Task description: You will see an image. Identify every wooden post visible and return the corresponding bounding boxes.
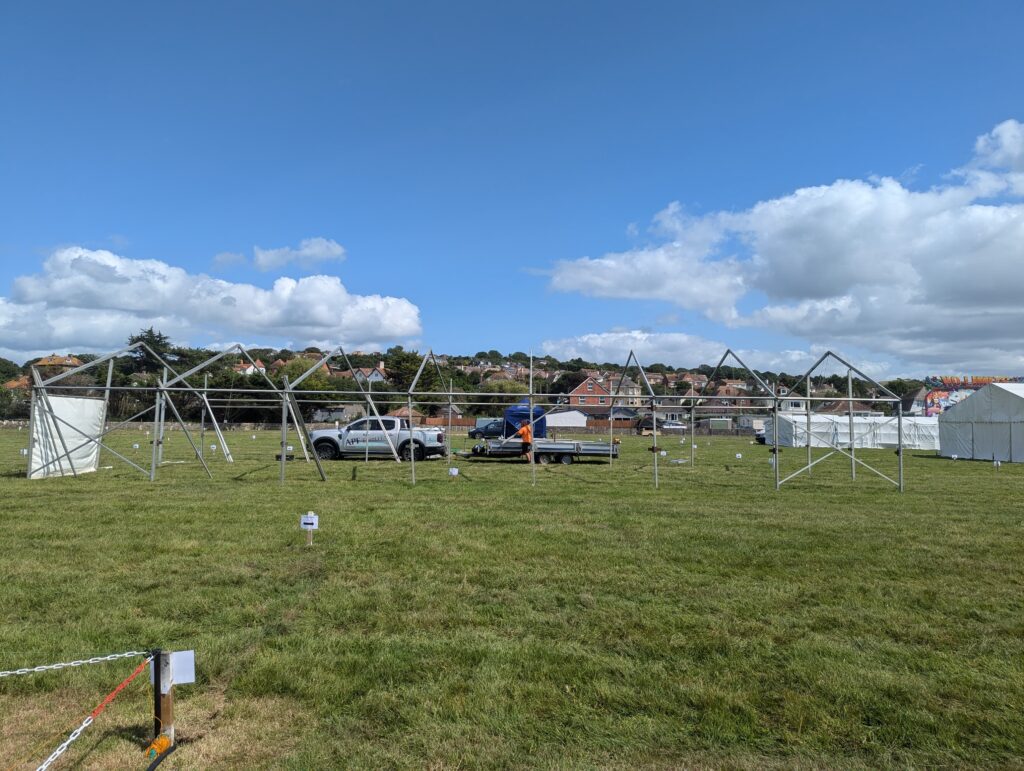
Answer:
[152,649,174,742]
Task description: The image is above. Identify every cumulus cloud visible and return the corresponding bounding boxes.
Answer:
[253,237,346,271]
[548,120,1024,372]
[0,246,420,358]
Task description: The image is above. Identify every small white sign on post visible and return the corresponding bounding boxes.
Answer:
[286,445,294,452]
[735,453,743,459]
[252,434,257,440]
[149,649,196,692]
[448,467,459,477]
[132,443,140,450]
[300,511,319,546]
[659,450,667,457]
[210,444,217,452]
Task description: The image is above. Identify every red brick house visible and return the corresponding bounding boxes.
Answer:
[568,376,611,406]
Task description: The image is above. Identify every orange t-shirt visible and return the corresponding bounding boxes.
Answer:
[516,424,533,443]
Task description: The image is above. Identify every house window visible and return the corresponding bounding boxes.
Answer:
[599,396,606,404]
[586,381,594,391]
[578,396,585,404]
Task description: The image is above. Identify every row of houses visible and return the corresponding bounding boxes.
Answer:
[231,356,389,385]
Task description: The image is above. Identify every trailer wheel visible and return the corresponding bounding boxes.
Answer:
[536,453,552,465]
[558,454,574,465]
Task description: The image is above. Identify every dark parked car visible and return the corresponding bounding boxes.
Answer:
[468,420,505,439]
[635,417,687,435]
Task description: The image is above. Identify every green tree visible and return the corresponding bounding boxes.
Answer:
[384,346,440,393]
[0,356,19,382]
[126,327,172,372]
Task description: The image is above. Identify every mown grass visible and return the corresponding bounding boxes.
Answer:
[0,426,1022,769]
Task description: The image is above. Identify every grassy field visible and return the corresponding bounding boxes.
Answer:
[0,425,1022,769]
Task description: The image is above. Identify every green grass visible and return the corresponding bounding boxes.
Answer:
[0,426,1022,769]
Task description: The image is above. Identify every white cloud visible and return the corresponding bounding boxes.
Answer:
[0,246,420,359]
[548,120,1024,372]
[253,237,346,271]
[541,329,887,378]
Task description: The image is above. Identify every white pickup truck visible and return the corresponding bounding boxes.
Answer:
[310,416,447,461]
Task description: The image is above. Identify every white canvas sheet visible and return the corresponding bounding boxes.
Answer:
[30,395,107,479]
[766,415,939,450]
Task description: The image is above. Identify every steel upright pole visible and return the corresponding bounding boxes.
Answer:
[608,392,614,466]
[848,369,856,480]
[897,401,904,492]
[93,359,115,465]
[157,368,168,466]
[652,397,659,490]
[690,398,695,467]
[199,373,207,460]
[529,352,536,487]
[805,375,812,476]
[773,393,780,490]
[150,379,162,482]
[408,393,416,485]
[447,378,453,468]
[280,376,289,485]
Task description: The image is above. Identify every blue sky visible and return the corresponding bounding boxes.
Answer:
[2,2,1023,376]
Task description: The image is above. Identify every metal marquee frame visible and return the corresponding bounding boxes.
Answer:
[26,344,905,492]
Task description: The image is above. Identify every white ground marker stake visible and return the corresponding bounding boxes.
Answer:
[300,511,319,547]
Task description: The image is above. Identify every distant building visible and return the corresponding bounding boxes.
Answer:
[232,358,266,376]
[568,376,611,407]
[901,386,929,416]
[3,375,30,391]
[33,354,83,371]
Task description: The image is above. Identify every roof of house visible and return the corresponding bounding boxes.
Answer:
[387,406,424,418]
[34,354,83,368]
[714,386,746,398]
[569,376,610,396]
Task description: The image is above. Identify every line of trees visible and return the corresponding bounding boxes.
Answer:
[0,330,929,421]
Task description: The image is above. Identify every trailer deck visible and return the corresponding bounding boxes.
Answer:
[470,437,619,464]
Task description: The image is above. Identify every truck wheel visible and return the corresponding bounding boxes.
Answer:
[558,454,574,465]
[315,441,339,461]
[537,453,552,465]
[400,442,425,461]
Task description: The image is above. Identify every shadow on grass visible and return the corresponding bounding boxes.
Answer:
[66,723,150,770]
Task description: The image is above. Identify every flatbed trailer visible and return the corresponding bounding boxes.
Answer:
[470,437,618,464]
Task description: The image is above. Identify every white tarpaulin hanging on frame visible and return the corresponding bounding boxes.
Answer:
[767,414,939,450]
[30,395,107,479]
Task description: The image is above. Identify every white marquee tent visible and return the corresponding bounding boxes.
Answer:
[767,414,940,450]
[938,383,1024,461]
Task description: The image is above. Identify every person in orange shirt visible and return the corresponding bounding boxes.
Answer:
[515,420,533,463]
